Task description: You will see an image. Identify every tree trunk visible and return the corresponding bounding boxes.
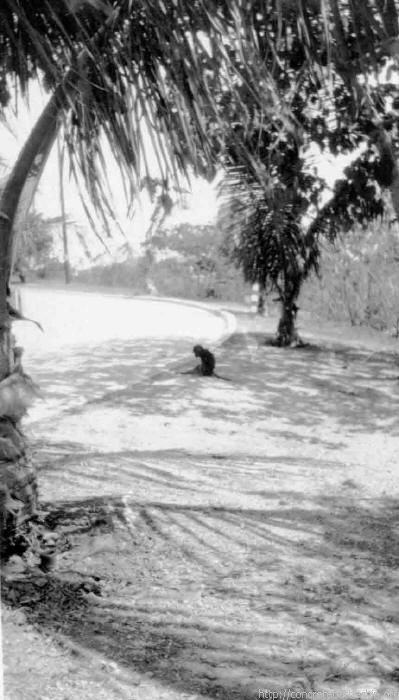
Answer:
[0,86,67,561]
[257,285,266,315]
[275,300,299,346]
[389,160,399,224]
[374,128,399,224]
[57,135,72,284]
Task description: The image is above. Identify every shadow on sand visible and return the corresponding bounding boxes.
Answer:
[3,486,399,697]
[4,330,399,697]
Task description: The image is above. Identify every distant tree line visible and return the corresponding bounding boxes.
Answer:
[76,222,248,302]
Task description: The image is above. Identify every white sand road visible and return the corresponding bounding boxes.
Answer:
[3,285,399,700]
[13,285,235,351]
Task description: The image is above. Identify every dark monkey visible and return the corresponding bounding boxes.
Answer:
[181,345,231,380]
[193,344,215,376]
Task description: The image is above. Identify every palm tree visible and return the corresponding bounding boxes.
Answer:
[219,164,320,346]
[221,145,386,346]
[0,0,398,555]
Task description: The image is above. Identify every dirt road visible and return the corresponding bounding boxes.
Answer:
[3,292,399,699]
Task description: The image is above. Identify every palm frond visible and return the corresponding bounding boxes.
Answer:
[0,0,397,230]
[218,162,319,295]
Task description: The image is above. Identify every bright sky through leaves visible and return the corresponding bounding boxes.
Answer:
[0,82,219,266]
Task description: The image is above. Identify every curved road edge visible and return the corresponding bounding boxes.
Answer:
[133,293,238,346]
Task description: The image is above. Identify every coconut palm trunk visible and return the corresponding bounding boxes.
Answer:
[274,275,301,347]
[0,86,67,560]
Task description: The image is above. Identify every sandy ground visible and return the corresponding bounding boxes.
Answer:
[2,296,399,699]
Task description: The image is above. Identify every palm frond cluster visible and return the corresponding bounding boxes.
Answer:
[219,136,389,302]
[219,165,320,301]
[1,0,398,208]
